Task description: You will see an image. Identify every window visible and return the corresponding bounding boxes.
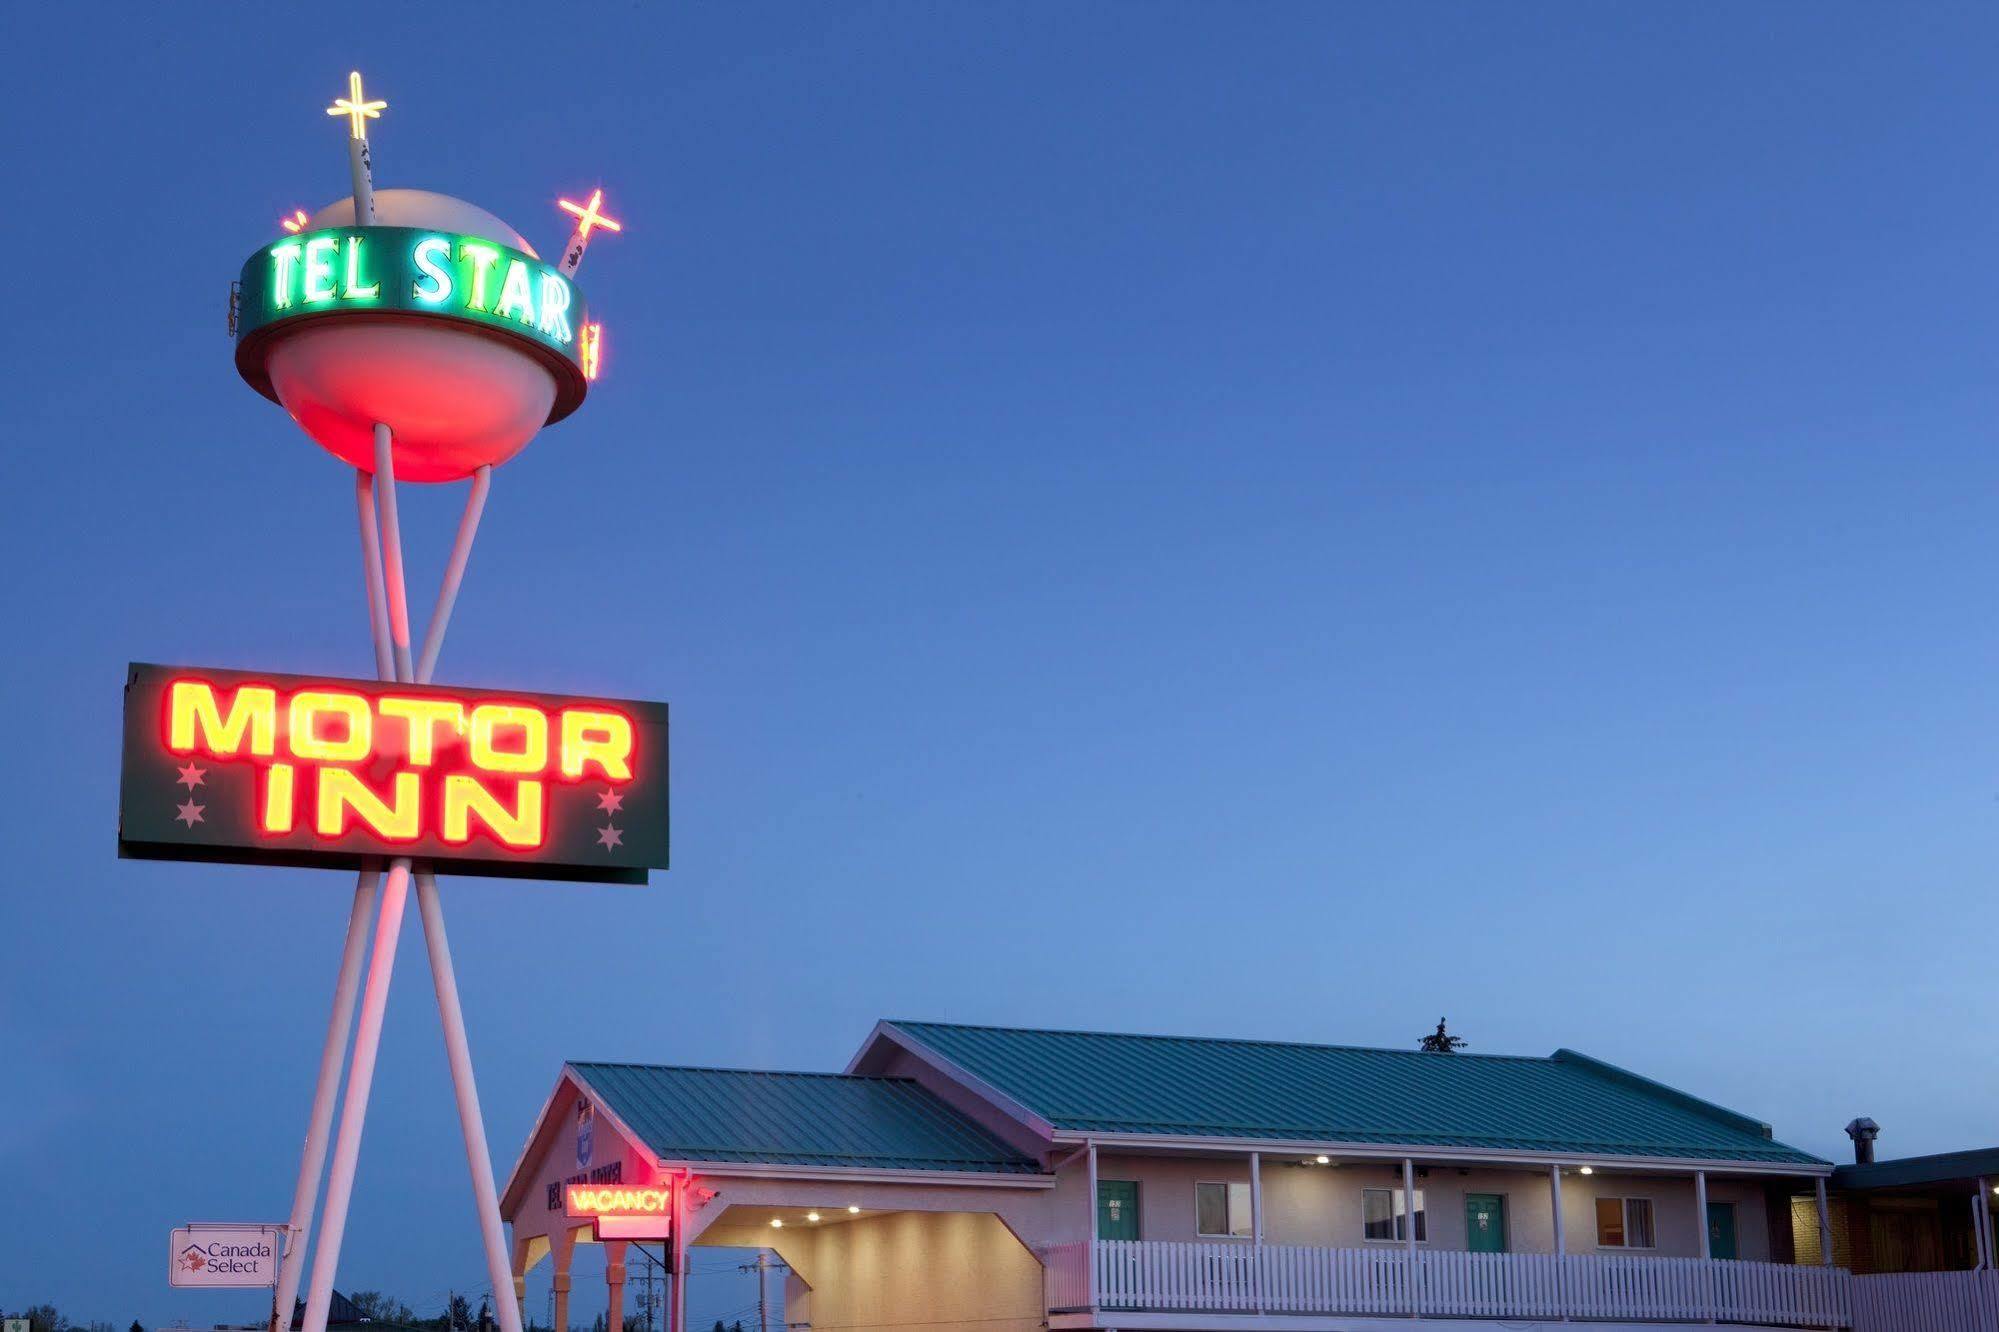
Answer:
[1361,1187,1426,1242]
[1195,1181,1252,1238]
[1594,1197,1655,1249]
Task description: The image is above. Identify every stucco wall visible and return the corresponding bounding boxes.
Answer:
[706,1210,1043,1332]
[1092,1154,1773,1260]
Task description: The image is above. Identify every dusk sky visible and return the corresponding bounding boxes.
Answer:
[4,2,1998,1328]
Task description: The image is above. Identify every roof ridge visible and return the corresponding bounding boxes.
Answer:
[571,1060,916,1082]
[888,1019,1556,1064]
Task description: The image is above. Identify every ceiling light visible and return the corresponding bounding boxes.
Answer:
[806,1212,821,1222]
[769,1218,783,1228]
[1316,1155,1331,1165]
[1579,1166,1594,1176]
[848,1205,861,1214]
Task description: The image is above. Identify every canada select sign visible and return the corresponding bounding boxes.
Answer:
[118,664,668,883]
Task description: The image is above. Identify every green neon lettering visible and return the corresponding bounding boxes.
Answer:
[495,259,535,325]
[537,273,573,343]
[460,243,500,311]
[270,243,303,310]
[341,238,380,299]
[411,236,453,304]
[303,237,338,303]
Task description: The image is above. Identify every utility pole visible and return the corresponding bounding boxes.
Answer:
[737,1252,788,1332]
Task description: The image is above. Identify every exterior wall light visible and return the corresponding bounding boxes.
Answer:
[770,1218,783,1228]
[1316,1155,1331,1165]
[848,1205,862,1214]
[806,1212,821,1222]
[1578,1166,1594,1175]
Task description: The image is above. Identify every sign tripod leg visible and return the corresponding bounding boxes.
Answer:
[269,462,409,1332]
[298,428,520,1332]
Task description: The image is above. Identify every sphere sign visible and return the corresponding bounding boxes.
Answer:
[234,226,592,423]
[117,663,669,884]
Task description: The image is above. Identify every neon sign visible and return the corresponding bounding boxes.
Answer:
[233,227,591,419]
[118,664,668,884]
[566,1181,674,1239]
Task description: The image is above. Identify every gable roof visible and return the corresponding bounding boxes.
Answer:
[569,1061,1044,1174]
[878,1020,1826,1168]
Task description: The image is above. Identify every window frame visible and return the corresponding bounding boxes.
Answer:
[1194,1180,1253,1239]
[1593,1195,1657,1250]
[1359,1185,1428,1244]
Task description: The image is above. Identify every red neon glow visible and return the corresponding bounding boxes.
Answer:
[566,1183,673,1218]
[281,210,312,234]
[162,678,640,855]
[581,322,604,382]
[558,189,623,240]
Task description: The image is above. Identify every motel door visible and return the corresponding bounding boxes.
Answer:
[1706,1201,1738,1260]
[1098,1181,1140,1241]
[1465,1194,1507,1253]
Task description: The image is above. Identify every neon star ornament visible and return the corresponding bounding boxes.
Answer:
[556,189,623,277]
[281,210,311,234]
[327,71,386,140]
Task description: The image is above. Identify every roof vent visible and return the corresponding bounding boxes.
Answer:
[1844,1116,1880,1164]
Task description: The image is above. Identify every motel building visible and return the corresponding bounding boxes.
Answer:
[500,1021,1996,1332]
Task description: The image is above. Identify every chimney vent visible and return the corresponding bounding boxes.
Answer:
[1844,1117,1880,1164]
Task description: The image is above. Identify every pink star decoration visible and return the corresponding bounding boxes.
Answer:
[596,824,623,850]
[175,800,206,827]
[596,789,624,814]
[176,762,206,788]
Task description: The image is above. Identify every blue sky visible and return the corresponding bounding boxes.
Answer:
[4,2,1998,1327]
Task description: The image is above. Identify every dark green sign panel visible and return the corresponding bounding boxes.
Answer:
[118,663,668,885]
[236,226,589,374]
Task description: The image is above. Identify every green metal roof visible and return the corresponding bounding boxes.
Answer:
[885,1021,1827,1167]
[1832,1146,1999,1192]
[569,1061,1044,1174]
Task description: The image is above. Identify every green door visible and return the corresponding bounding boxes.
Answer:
[1707,1201,1738,1260]
[1098,1180,1140,1241]
[1465,1194,1507,1253]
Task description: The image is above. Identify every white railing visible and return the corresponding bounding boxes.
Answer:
[1852,1270,1999,1332]
[1039,1241,1092,1311]
[1080,1239,1852,1326]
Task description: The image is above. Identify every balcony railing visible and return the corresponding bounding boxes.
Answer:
[1041,1239,1856,1327]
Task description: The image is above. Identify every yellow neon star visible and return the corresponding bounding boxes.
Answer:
[559,189,623,239]
[327,71,386,140]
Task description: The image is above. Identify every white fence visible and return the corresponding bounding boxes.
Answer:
[1074,1239,1853,1325]
[1852,1270,1999,1332]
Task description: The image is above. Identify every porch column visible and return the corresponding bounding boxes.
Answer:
[1694,1170,1713,1323]
[1086,1140,1100,1312]
[1813,1177,1834,1267]
[604,1240,628,1332]
[550,1227,576,1332]
[1402,1157,1419,1318]
[1549,1166,1569,1321]
[1973,1177,1991,1270]
[1249,1151,1264,1313]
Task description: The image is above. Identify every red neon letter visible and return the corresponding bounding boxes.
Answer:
[290,690,372,762]
[380,696,466,766]
[317,768,421,841]
[169,681,276,757]
[559,709,633,781]
[469,704,549,774]
[262,763,296,833]
[441,774,544,848]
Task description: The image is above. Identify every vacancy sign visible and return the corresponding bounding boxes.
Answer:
[119,664,670,884]
[566,1181,674,1239]
[170,1226,284,1288]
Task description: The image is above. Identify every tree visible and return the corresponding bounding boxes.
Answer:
[130,1321,145,1332]
[1418,1018,1466,1053]
[448,1295,473,1332]
[711,1322,727,1332]
[26,1305,67,1332]
[349,1292,419,1325]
